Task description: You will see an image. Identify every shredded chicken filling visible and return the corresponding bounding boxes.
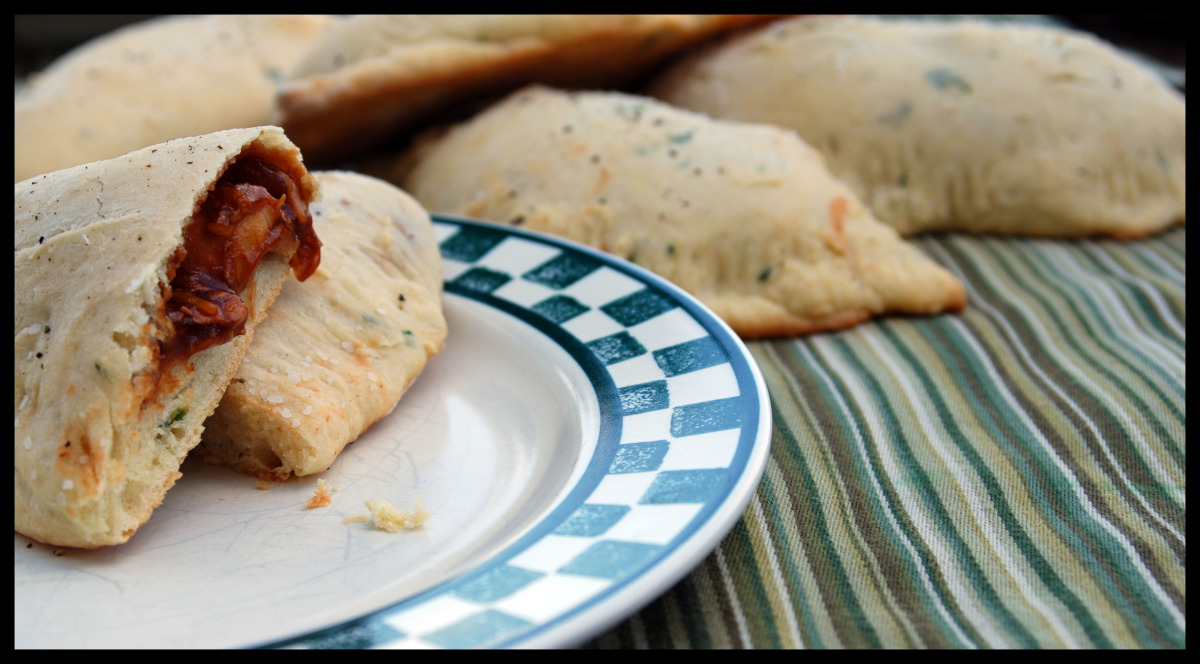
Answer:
[163,145,320,361]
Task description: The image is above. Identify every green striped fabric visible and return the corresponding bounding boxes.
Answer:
[586,228,1186,648]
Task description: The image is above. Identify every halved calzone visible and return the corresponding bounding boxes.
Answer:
[194,171,447,481]
[394,86,966,339]
[14,126,321,547]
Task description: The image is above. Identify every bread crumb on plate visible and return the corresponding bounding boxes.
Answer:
[305,478,333,508]
[358,495,429,532]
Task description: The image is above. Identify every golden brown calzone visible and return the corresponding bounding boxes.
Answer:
[395,86,966,339]
[194,171,447,481]
[275,14,785,165]
[15,14,339,182]
[650,16,1186,238]
[14,126,321,547]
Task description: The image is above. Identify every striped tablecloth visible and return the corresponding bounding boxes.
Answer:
[586,227,1186,648]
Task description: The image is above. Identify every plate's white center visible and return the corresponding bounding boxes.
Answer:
[14,294,599,649]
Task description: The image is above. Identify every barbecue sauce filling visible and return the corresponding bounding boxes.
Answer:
[162,144,321,363]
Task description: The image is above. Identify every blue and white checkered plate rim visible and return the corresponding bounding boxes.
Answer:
[13,215,771,650]
[272,216,772,649]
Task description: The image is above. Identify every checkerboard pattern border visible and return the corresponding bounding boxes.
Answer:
[272,217,767,649]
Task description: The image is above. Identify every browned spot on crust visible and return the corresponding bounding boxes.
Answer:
[562,141,588,158]
[826,195,850,254]
[55,423,102,497]
[592,167,611,196]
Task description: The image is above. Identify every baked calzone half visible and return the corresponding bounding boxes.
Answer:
[194,171,447,481]
[14,126,321,547]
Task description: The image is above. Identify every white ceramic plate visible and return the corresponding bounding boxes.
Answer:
[14,216,772,649]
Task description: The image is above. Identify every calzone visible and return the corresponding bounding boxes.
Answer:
[14,126,321,548]
[194,171,447,481]
[14,14,338,182]
[649,16,1186,238]
[395,86,966,339]
[274,14,784,165]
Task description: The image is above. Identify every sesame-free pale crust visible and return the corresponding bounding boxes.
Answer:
[395,86,966,339]
[649,16,1186,238]
[274,14,783,165]
[14,14,338,182]
[194,171,447,481]
[14,126,317,548]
